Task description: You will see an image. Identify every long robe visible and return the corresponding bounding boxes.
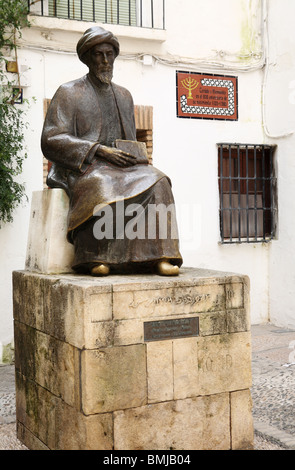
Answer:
[41,74,182,271]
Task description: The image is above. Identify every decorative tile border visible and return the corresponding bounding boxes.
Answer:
[176,71,238,121]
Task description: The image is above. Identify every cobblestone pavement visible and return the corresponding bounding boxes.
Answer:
[251,323,295,450]
[0,364,27,450]
[1,323,295,450]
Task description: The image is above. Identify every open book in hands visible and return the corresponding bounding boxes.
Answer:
[115,140,149,165]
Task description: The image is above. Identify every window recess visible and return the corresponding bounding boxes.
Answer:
[218,143,277,244]
[28,0,165,29]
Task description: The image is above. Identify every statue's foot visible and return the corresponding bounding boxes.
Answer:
[91,264,110,276]
[157,260,179,276]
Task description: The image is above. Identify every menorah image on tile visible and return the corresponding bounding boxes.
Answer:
[181,77,199,100]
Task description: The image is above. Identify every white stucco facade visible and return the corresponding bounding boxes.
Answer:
[1,0,295,360]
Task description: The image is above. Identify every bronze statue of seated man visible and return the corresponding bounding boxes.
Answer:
[41,26,182,276]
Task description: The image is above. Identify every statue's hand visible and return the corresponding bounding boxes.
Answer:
[96,145,137,167]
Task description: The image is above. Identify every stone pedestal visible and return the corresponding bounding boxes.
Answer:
[13,268,253,450]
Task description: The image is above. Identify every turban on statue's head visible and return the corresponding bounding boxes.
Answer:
[76,26,120,64]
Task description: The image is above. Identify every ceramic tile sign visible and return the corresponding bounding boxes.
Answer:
[176,71,238,120]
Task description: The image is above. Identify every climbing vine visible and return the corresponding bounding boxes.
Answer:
[0,0,30,226]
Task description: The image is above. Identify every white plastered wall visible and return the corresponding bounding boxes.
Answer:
[2,0,286,358]
[265,0,295,329]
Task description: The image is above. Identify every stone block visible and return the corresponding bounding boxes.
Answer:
[14,321,80,408]
[13,271,113,350]
[199,311,227,336]
[81,344,147,414]
[225,282,244,309]
[55,399,113,450]
[231,389,254,450]
[113,394,230,450]
[17,422,50,450]
[15,372,113,450]
[15,371,56,449]
[197,332,252,396]
[173,337,199,400]
[146,341,173,403]
[227,308,251,333]
[172,332,251,401]
[13,271,45,331]
[25,189,74,274]
[112,282,226,320]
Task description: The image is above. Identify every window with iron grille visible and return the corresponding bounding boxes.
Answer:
[28,0,165,29]
[218,143,277,244]
[48,0,136,25]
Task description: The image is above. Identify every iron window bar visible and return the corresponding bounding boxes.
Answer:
[218,143,277,244]
[27,0,166,30]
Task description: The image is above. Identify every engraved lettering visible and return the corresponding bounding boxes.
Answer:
[199,353,233,373]
[226,354,233,368]
[129,293,211,308]
[226,289,235,300]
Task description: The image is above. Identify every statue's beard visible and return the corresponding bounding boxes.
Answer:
[93,67,113,85]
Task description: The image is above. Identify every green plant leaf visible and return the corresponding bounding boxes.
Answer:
[0,0,30,226]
